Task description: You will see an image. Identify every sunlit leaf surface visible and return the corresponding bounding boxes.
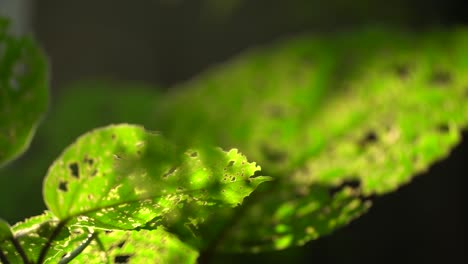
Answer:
[154,28,468,251]
[0,212,77,263]
[71,228,198,264]
[43,124,269,246]
[0,18,48,167]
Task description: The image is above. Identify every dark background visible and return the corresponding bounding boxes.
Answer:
[3,0,468,263]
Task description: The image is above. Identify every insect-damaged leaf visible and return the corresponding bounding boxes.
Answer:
[0,211,74,263]
[70,228,198,264]
[154,28,468,252]
[43,124,269,241]
[0,18,48,167]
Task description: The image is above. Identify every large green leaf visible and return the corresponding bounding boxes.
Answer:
[0,212,198,264]
[153,28,468,252]
[43,124,269,246]
[0,17,48,167]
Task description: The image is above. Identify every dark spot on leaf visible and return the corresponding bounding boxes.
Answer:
[328,179,361,197]
[430,70,452,86]
[114,255,131,263]
[112,134,116,140]
[190,151,198,157]
[83,155,94,165]
[136,150,141,155]
[394,64,410,79]
[116,240,126,249]
[69,163,79,178]
[59,181,68,192]
[90,169,98,177]
[227,160,235,167]
[359,131,378,147]
[164,167,176,178]
[437,124,450,133]
[261,144,287,162]
[105,230,113,234]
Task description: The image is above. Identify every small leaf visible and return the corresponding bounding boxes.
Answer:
[0,17,49,167]
[43,124,269,240]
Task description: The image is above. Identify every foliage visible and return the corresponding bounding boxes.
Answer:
[1,16,467,264]
[0,18,48,168]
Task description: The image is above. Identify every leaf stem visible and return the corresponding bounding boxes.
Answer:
[37,220,68,264]
[10,236,30,264]
[0,247,11,264]
[58,231,97,264]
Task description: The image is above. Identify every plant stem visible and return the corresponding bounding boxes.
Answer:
[37,220,68,264]
[10,236,29,264]
[0,247,11,264]
[58,231,97,264]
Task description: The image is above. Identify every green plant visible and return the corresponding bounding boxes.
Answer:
[1,16,467,263]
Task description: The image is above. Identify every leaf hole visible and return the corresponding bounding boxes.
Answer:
[116,240,126,249]
[114,255,132,263]
[83,155,94,166]
[359,131,378,147]
[436,124,450,133]
[59,181,68,192]
[69,163,80,178]
[227,160,235,167]
[163,167,177,178]
[90,169,98,177]
[190,151,198,157]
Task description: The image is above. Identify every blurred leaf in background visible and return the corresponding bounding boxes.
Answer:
[0,17,48,168]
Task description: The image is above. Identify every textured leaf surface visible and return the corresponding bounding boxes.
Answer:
[43,124,269,244]
[71,228,198,264]
[0,211,76,263]
[154,28,468,251]
[0,18,48,167]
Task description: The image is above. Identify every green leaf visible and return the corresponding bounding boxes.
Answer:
[0,17,49,167]
[0,218,12,242]
[0,80,159,224]
[43,124,269,244]
[0,211,74,263]
[70,228,198,264]
[153,28,468,251]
